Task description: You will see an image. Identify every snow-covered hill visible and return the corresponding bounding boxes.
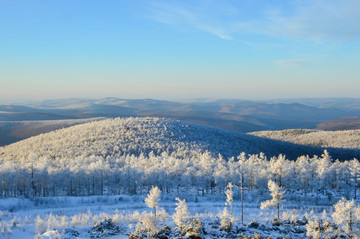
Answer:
[0,117,105,146]
[0,117,359,201]
[0,117,359,161]
[249,129,360,149]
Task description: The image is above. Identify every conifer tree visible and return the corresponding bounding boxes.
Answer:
[173,197,190,238]
[261,180,285,222]
[145,186,161,219]
[332,197,360,239]
[219,182,236,232]
[349,158,360,199]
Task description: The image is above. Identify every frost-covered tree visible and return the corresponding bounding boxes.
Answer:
[225,183,234,216]
[237,152,247,225]
[349,158,360,199]
[261,180,285,222]
[331,197,360,239]
[173,197,190,238]
[145,186,161,219]
[35,215,46,235]
[305,210,333,239]
[295,155,314,194]
[198,152,216,194]
[218,182,236,232]
[214,154,228,192]
[316,150,333,194]
[218,207,232,232]
[269,154,290,186]
[134,212,159,238]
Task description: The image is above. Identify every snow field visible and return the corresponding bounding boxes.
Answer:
[0,190,358,239]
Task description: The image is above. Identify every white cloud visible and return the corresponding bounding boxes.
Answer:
[146,1,233,40]
[145,0,360,42]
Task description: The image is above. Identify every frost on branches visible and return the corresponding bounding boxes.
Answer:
[133,187,168,238]
[173,197,190,238]
[331,197,360,239]
[133,212,159,238]
[218,182,237,232]
[145,186,161,219]
[305,210,333,239]
[261,180,285,222]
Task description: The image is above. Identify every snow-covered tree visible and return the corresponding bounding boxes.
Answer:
[225,182,234,217]
[332,197,360,239]
[305,210,333,239]
[218,207,232,232]
[134,212,159,238]
[261,180,285,222]
[145,186,161,219]
[218,182,237,232]
[349,158,360,199]
[214,154,228,192]
[295,155,314,193]
[269,154,290,186]
[237,152,247,225]
[316,150,333,193]
[173,197,190,238]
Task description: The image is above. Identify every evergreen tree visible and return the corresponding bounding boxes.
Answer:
[145,186,161,219]
[332,197,360,239]
[173,197,190,238]
[261,180,285,222]
[349,158,360,199]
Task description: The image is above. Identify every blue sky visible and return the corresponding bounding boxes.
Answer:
[0,0,359,101]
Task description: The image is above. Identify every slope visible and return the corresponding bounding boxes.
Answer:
[0,117,359,161]
[250,129,360,149]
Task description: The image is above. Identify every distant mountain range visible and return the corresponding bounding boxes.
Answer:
[317,117,360,131]
[0,97,359,146]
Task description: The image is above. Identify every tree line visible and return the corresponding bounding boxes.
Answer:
[0,150,359,200]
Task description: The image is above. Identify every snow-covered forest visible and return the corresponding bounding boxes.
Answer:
[1,117,359,162]
[0,117,359,199]
[0,143,359,201]
[250,129,360,149]
[0,117,360,238]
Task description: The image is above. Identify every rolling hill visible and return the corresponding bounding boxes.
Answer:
[1,97,360,147]
[317,117,360,131]
[1,117,359,162]
[249,129,360,149]
[0,118,106,146]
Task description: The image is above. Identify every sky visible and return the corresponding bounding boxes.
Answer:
[0,0,360,101]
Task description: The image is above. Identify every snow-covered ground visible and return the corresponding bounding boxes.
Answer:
[0,192,348,239]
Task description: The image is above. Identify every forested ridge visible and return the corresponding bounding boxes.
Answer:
[1,117,359,161]
[250,129,360,149]
[0,117,359,199]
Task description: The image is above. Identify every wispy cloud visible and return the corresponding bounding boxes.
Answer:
[145,0,360,42]
[273,59,307,67]
[260,0,360,42]
[146,1,234,40]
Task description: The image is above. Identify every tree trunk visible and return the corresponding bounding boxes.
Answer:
[241,173,244,226]
[349,210,352,239]
[101,170,104,195]
[31,166,36,198]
